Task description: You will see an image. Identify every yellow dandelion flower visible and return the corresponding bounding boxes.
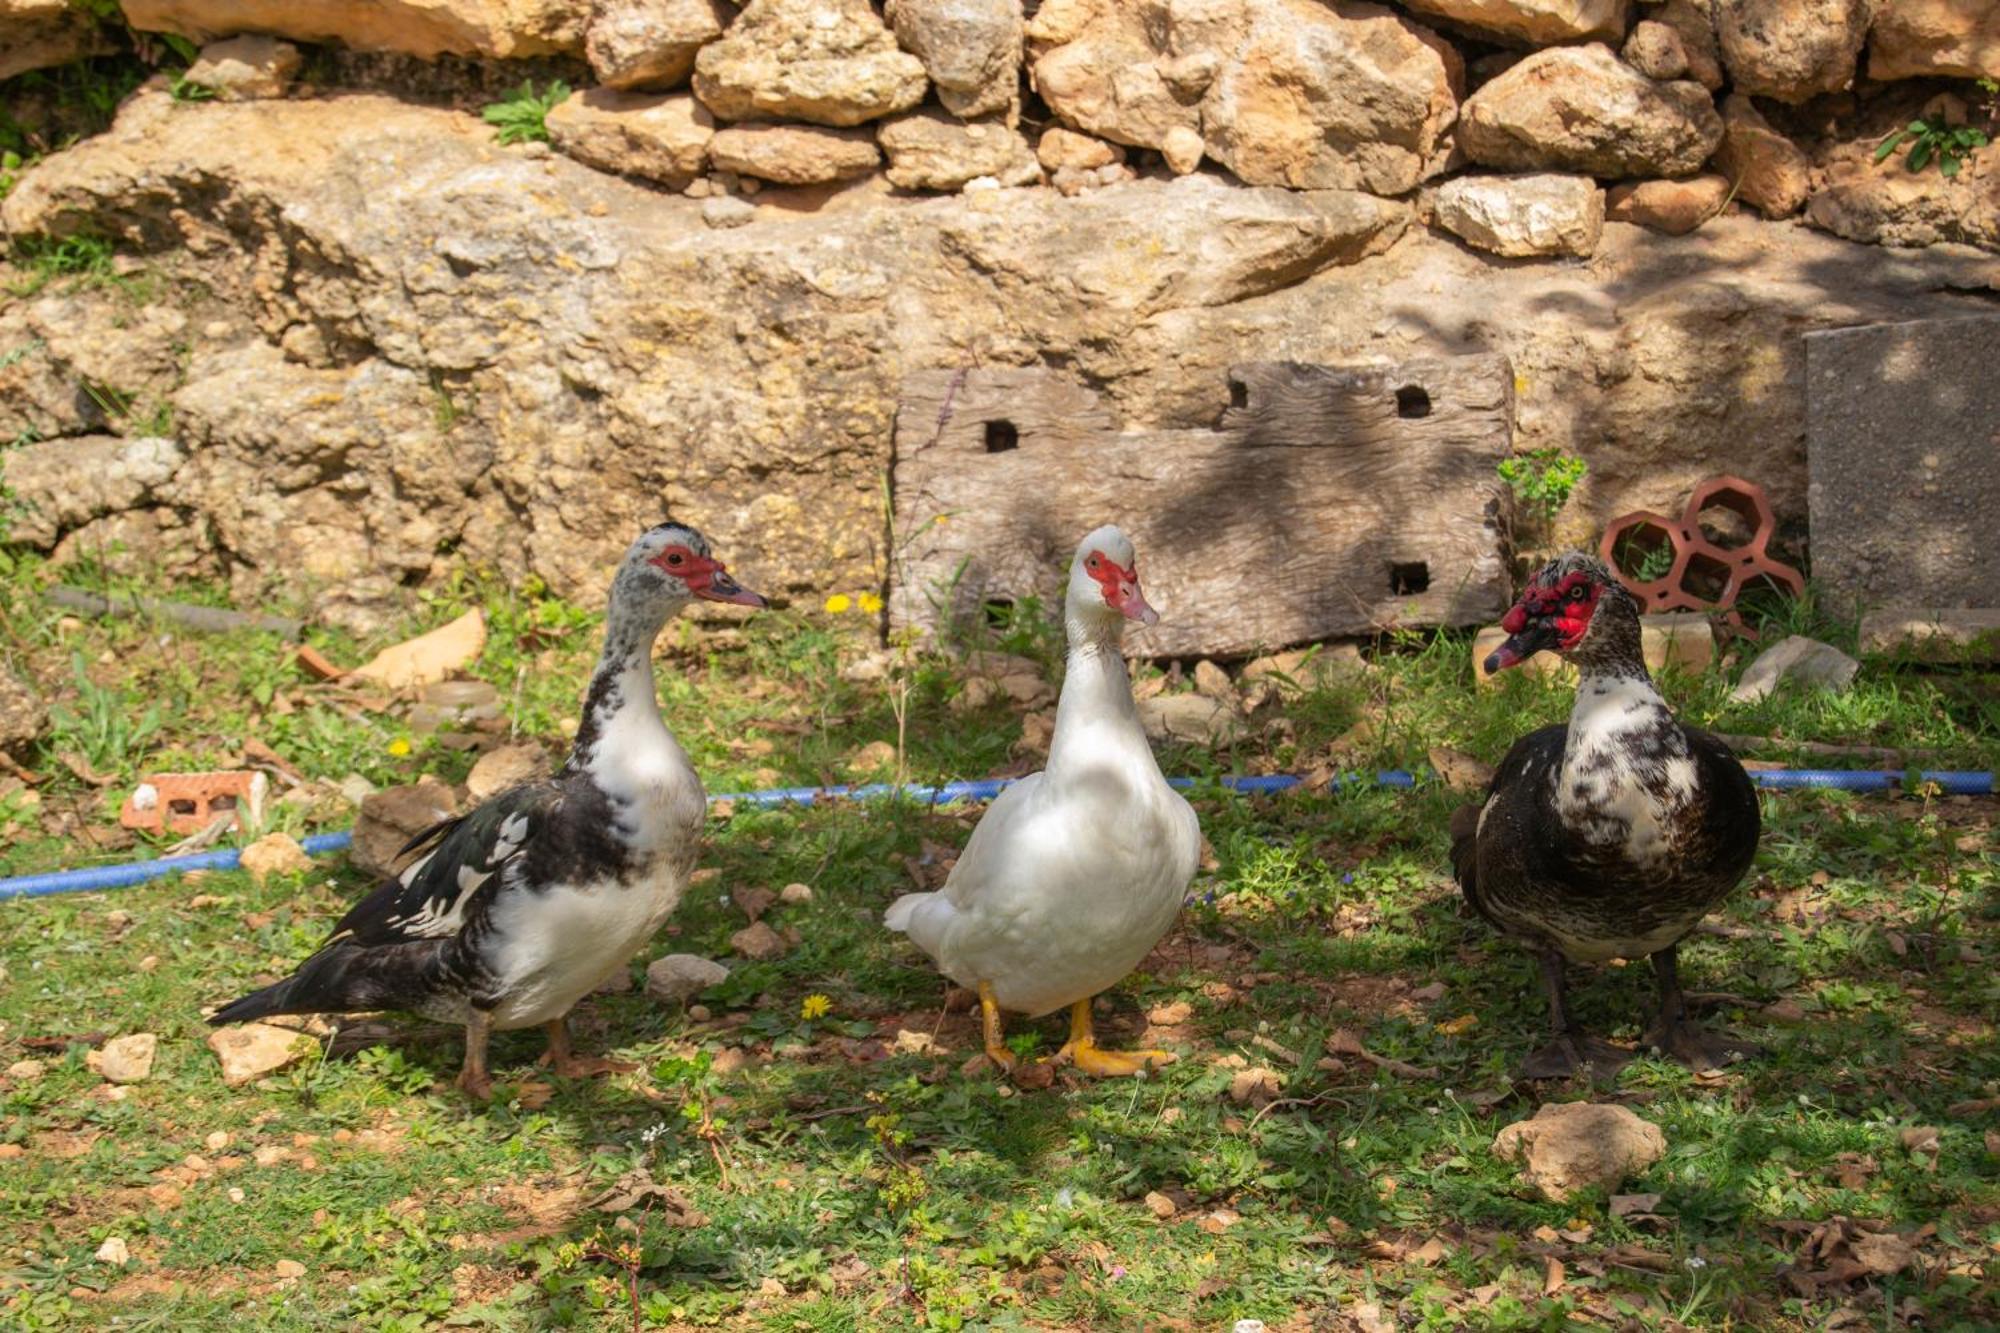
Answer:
[386,737,412,757]
[824,594,853,614]
[857,592,884,615]
[800,993,832,1021]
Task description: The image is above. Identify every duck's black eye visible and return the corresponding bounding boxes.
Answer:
[666,552,686,567]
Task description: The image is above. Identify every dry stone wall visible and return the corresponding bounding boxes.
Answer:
[2,2,1998,632]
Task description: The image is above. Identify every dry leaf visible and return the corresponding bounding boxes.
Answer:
[1427,746,1495,793]
[732,885,776,923]
[1611,1193,1662,1217]
[58,752,115,787]
[588,1169,704,1225]
[513,1080,554,1110]
[1409,1236,1448,1266]
[349,610,486,691]
[1542,1255,1565,1295]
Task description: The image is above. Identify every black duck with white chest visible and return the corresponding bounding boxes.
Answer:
[1450,553,1761,1079]
[209,523,766,1098]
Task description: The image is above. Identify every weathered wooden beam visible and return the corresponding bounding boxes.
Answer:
[890,356,1514,657]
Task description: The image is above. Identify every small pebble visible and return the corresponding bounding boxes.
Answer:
[688,1004,712,1022]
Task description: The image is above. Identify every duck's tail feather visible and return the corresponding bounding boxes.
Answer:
[884,891,959,962]
[208,939,447,1025]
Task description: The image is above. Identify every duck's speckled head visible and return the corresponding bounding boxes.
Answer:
[1067,524,1158,627]
[1487,552,1638,674]
[614,522,767,616]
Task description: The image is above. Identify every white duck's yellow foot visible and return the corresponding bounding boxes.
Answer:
[1050,999,1174,1077]
[978,980,1017,1072]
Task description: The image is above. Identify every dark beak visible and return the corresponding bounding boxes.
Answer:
[1484,622,1559,674]
[695,569,768,608]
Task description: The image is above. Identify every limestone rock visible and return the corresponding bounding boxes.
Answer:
[0,435,184,548]
[1458,43,1723,179]
[1804,135,2000,252]
[90,1034,158,1085]
[1028,2,1199,151]
[1728,634,1860,703]
[51,508,216,582]
[1605,173,1729,234]
[238,832,313,883]
[730,920,790,960]
[585,0,731,90]
[352,777,461,880]
[466,742,546,800]
[1139,692,1246,744]
[701,194,757,227]
[0,0,113,82]
[121,0,586,59]
[0,672,48,757]
[546,89,715,187]
[692,0,929,127]
[1869,0,2000,81]
[1711,93,1808,218]
[1161,125,1204,175]
[183,35,301,100]
[1623,19,1690,80]
[1714,0,1870,103]
[886,0,1023,121]
[1640,612,1716,673]
[1200,0,1461,196]
[1492,1102,1667,1202]
[1399,0,1629,45]
[1036,126,1122,171]
[645,953,729,1002]
[878,110,1039,190]
[708,122,880,185]
[1434,172,1605,257]
[208,1022,314,1086]
[95,1237,131,1266]
[1653,0,1726,90]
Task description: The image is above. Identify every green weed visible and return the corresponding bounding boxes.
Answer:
[1876,118,1989,177]
[481,79,570,147]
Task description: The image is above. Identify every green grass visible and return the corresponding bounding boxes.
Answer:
[1,562,1996,1329]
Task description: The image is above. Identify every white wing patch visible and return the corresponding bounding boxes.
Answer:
[383,814,532,940]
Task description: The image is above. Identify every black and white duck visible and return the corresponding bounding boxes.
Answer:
[1450,552,1761,1078]
[210,523,766,1098]
[885,525,1201,1077]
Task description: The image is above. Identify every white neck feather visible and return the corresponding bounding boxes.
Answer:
[1046,602,1153,779]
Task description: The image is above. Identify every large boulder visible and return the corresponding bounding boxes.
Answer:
[545,89,715,188]
[877,110,1040,191]
[0,0,113,82]
[1398,0,1629,45]
[1648,0,1726,90]
[1031,0,1458,196]
[1869,0,2000,81]
[1712,0,1871,104]
[121,0,586,59]
[708,123,881,185]
[1711,93,1809,219]
[886,0,1024,121]
[692,0,929,126]
[585,0,733,90]
[0,436,185,548]
[1200,0,1461,195]
[1458,43,1722,179]
[1434,172,1605,257]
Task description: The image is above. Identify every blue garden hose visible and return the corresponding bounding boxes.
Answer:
[1,769,1990,902]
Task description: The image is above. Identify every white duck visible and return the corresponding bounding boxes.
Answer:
[210,523,766,1098]
[886,525,1201,1077]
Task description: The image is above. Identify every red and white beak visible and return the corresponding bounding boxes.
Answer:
[690,564,767,608]
[1114,575,1159,625]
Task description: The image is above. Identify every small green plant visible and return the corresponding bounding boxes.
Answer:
[1497,446,1587,530]
[0,150,24,201]
[481,79,569,146]
[1876,118,1989,177]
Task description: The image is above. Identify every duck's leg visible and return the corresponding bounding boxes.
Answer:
[538,1015,639,1079]
[978,980,1016,1072]
[1642,944,1759,1071]
[456,1007,496,1100]
[1520,946,1630,1080]
[1051,997,1174,1077]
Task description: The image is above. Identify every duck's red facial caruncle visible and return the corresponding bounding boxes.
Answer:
[1488,570,1602,672]
[650,544,768,607]
[1083,549,1158,625]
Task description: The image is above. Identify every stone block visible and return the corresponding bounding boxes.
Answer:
[1807,316,2000,613]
